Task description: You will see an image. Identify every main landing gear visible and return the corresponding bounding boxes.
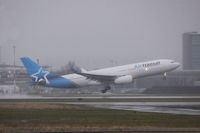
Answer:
[101,85,111,93]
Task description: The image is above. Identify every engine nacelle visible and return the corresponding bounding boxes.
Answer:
[114,75,133,84]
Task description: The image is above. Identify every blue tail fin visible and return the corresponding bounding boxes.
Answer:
[20,57,52,84]
[20,57,43,76]
[20,57,76,88]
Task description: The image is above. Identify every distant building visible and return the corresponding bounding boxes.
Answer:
[0,64,51,84]
[183,32,200,70]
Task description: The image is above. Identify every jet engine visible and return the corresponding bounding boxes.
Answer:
[114,75,133,84]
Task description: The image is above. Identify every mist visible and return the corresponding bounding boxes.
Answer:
[1,0,200,69]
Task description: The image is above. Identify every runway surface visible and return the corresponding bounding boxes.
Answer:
[91,102,200,115]
[0,94,199,115]
[0,94,199,99]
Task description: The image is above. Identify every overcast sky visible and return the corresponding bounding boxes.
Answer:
[0,0,200,69]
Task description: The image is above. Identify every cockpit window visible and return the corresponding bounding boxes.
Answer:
[170,61,175,63]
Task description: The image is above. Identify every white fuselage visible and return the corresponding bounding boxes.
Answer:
[62,59,180,87]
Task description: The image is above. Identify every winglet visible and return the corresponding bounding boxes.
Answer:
[71,65,87,74]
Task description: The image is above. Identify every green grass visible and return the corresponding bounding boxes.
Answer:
[0,103,200,132]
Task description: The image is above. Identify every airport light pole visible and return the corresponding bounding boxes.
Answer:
[0,45,1,64]
[13,45,16,90]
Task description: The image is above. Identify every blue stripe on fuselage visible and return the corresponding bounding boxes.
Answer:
[47,77,77,88]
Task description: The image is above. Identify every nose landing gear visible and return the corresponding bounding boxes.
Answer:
[163,72,167,80]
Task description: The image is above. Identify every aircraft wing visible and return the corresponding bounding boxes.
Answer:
[76,72,117,83]
[71,66,118,83]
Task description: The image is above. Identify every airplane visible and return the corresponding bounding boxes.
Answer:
[20,57,180,93]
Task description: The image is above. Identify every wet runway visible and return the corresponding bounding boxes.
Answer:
[91,102,200,115]
[0,94,199,99]
[0,94,200,115]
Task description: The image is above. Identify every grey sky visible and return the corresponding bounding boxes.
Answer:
[0,0,200,69]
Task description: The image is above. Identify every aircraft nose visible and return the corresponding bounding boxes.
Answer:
[174,62,180,68]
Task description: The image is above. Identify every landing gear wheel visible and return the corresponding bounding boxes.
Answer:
[101,85,111,93]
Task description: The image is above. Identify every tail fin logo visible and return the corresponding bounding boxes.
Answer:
[31,67,50,84]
